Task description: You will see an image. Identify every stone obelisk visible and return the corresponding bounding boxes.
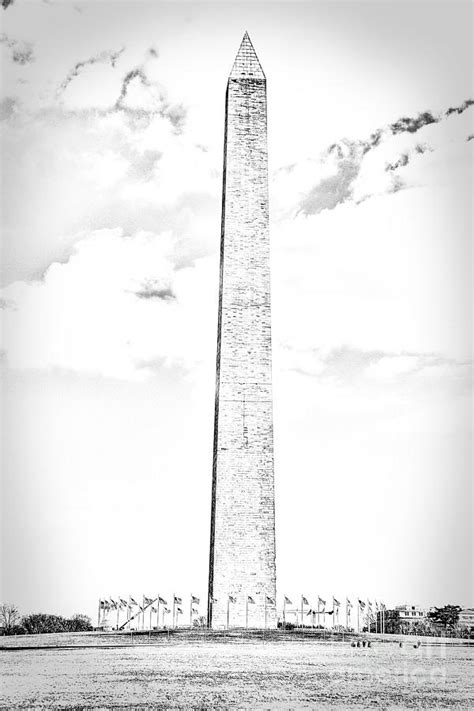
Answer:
[208,33,276,629]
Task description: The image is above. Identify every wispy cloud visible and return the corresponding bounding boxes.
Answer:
[54,46,187,130]
[57,47,125,95]
[55,49,186,131]
[114,67,148,108]
[281,344,472,384]
[445,99,474,117]
[113,65,186,130]
[0,96,18,120]
[384,143,431,172]
[298,141,362,215]
[134,285,175,301]
[295,99,473,216]
[384,110,438,138]
[0,33,34,64]
[1,228,217,380]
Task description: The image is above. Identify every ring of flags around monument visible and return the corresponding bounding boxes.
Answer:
[98,594,387,631]
[98,594,203,630]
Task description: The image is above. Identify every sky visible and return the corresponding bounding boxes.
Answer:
[0,1,472,624]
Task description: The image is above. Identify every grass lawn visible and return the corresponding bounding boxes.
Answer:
[1,632,472,709]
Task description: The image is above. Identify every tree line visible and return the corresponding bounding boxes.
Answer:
[0,603,93,635]
[378,606,467,636]
[1,602,469,637]
[280,605,470,637]
[364,605,473,637]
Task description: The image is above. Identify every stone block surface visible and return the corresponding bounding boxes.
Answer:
[208,34,276,629]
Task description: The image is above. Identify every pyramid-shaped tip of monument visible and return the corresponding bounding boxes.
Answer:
[229,32,265,80]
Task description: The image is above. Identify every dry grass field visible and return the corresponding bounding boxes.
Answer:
[1,631,473,709]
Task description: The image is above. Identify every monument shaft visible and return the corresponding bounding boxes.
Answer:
[208,34,276,629]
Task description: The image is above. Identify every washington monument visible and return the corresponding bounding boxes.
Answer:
[208,33,276,629]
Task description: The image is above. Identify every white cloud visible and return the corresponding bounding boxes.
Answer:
[3,169,470,383]
[366,354,420,380]
[272,180,471,363]
[271,104,473,220]
[352,109,473,202]
[2,228,218,380]
[0,105,219,284]
[2,97,471,381]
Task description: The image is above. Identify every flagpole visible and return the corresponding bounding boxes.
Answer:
[300,596,303,628]
[116,598,119,630]
[357,602,360,633]
[317,597,320,629]
[156,594,160,630]
[172,594,176,629]
[226,596,230,630]
[283,597,286,630]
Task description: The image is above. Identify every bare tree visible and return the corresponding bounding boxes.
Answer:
[0,603,21,634]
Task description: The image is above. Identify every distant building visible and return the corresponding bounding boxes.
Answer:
[458,608,474,631]
[394,605,429,622]
[377,604,431,633]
